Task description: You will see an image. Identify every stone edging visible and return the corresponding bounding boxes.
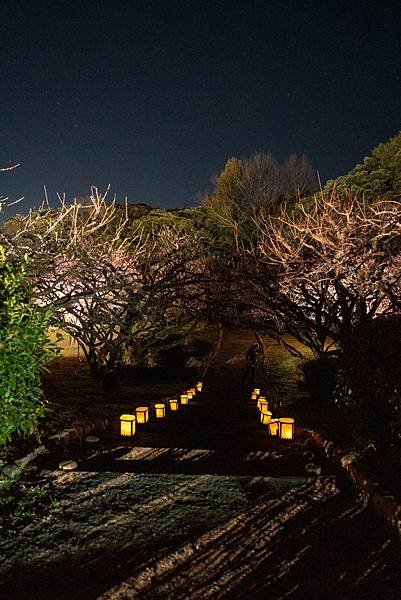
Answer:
[306,428,401,540]
[254,329,401,539]
[0,418,110,483]
[46,417,110,449]
[2,324,223,483]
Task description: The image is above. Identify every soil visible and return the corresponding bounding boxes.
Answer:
[0,326,400,599]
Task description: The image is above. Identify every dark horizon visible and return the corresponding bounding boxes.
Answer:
[2,0,401,215]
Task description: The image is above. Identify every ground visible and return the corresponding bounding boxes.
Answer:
[0,327,400,599]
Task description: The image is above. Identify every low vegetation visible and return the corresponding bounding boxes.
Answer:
[0,246,59,446]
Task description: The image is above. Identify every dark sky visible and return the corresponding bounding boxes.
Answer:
[2,0,401,213]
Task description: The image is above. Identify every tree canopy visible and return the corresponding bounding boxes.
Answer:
[326,131,401,199]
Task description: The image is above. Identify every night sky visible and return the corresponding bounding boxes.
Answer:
[2,0,401,213]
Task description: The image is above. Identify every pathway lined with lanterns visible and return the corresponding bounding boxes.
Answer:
[79,327,325,477]
[2,327,401,600]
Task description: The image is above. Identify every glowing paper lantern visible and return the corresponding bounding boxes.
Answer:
[279,418,295,440]
[258,400,269,414]
[187,391,194,400]
[120,414,136,436]
[136,407,149,424]
[155,403,166,418]
[268,418,279,436]
[196,382,203,392]
[260,410,272,425]
[189,387,196,396]
[169,398,179,411]
[257,396,268,410]
[180,394,189,405]
[253,388,260,396]
[251,392,258,400]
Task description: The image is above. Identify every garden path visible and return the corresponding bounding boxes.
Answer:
[1,327,400,599]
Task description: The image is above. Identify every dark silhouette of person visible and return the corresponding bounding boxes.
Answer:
[242,342,264,385]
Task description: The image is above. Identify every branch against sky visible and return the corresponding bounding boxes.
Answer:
[0,163,24,215]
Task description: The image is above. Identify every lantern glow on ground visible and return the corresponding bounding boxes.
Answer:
[136,407,149,424]
[155,403,166,418]
[120,414,136,436]
[279,418,295,439]
[169,399,179,411]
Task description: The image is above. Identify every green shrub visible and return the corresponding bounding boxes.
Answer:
[302,355,338,401]
[334,315,401,449]
[0,245,59,446]
[325,131,401,199]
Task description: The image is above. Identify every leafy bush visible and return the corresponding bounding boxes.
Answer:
[334,315,401,449]
[325,131,401,199]
[0,477,60,529]
[302,356,338,401]
[0,245,59,446]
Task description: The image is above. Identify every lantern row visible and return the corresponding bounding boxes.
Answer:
[120,381,203,436]
[252,388,295,440]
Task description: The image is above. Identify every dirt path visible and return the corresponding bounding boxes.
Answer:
[1,327,400,599]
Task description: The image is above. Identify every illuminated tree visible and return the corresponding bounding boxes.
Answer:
[1,188,209,389]
[253,191,401,355]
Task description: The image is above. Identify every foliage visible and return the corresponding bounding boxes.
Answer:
[326,131,401,199]
[203,152,317,217]
[201,152,318,268]
[157,322,218,370]
[0,476,59,528]
[302,356,338,401]
[334,315,401,449]
[0,246,58,446]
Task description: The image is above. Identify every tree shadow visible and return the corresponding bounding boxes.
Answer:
[1,477,400,600]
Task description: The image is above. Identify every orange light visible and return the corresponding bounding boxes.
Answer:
[169,398,179,411]
[268,419,279,436]
[279,418,295,440]
[120,414,136,436]
[136,407,149,424]
[260,410,272,424]
[257,396,268,410]
[155,403,166,418]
